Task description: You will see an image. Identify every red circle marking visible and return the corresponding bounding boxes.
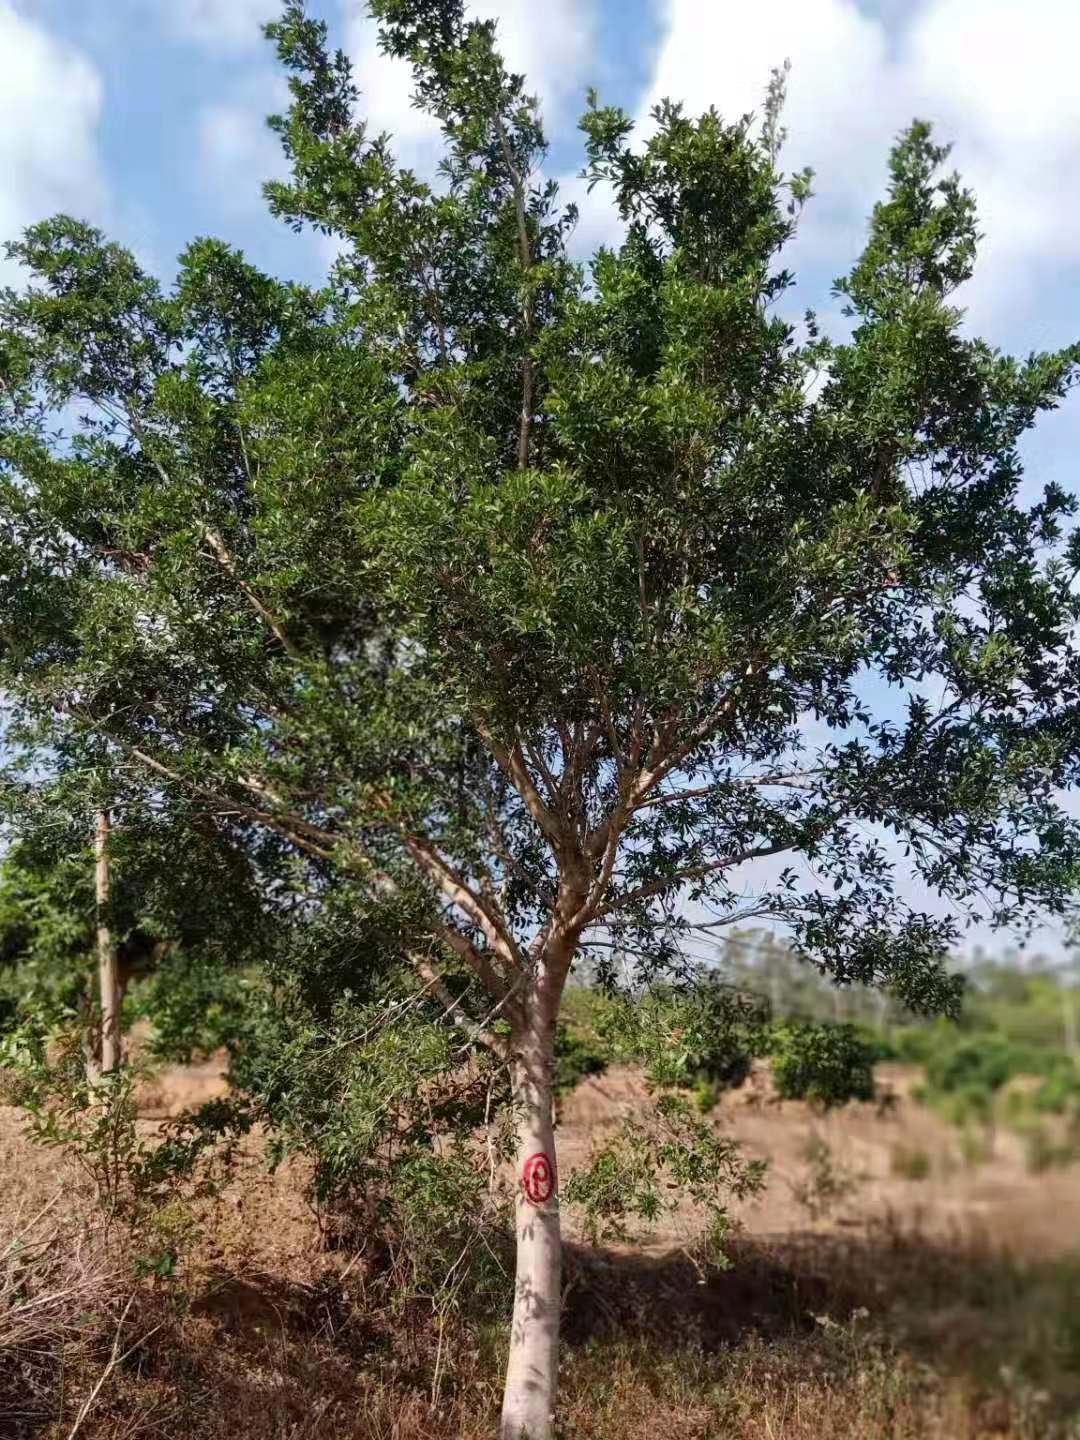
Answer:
[522,1152,555,1205]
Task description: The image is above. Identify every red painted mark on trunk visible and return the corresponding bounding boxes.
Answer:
[522,1152,555,1205]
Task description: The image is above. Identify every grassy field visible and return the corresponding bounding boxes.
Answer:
[3,1046,1080,1440]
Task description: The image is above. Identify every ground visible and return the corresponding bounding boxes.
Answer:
[558,1062,1080,1255]
[2,1054,1079,1439]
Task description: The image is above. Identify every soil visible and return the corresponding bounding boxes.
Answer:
[6,1051,1075,1267]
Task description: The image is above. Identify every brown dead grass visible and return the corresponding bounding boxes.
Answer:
[2,1056,1080,1439]
[559,1062,1080,1255]
[5,1224,1077,1440]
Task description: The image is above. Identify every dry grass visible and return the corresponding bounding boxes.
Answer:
[3,1062,1080,1439]
[0,1196,124,1439]
[1,1223,1076,1440]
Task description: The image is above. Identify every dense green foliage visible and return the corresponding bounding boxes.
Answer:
[0,796,280,1065]
[557,943,1080,1129]
[767,1021,878,1106]
[3,0,1080,1038]
[3,5,1080,1427]
[893,970,1080,1131]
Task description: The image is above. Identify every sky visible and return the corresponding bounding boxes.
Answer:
[3,0,1079,963]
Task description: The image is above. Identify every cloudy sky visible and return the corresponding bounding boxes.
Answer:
[4,0,1079,962]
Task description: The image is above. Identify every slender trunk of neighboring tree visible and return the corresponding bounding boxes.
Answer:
[500,990,562,1440]
[1064,984,1078,1060]
[95,808,121,1074]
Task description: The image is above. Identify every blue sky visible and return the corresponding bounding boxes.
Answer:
[4,0,1080,961]
[6,0,1079,471]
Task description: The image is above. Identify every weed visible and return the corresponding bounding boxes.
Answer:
[891,1145,932,1181]
[788,1136,864,1221]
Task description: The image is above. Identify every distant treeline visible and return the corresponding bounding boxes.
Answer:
[715,928,1079,1056]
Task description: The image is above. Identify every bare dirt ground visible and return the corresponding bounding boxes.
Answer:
[558,1062,1080,1255]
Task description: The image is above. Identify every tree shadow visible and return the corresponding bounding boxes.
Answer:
[562,1234,834,1350]
[561,1222,1080,1387]
[9,1225,1078,1439]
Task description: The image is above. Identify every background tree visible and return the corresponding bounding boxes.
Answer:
[0,769,282,1078]
[3,2,1080,1434]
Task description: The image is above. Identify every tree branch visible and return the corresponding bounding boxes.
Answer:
[201,528,305,663]
[409,953,507,1054]
[398,826,520,972]
[434,922,514,1005]
[594,840,794,919]
[492,109,535,471]
[475,721,569,852]
[630,771,822,812]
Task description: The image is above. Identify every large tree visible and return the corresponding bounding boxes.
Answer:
[3,3,1080,1433]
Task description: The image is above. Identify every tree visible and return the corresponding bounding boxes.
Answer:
[3,3,1080,1432]
[0,771,283,1079]
[94,807,121,1074]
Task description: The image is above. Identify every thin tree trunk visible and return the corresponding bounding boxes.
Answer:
[500,1005,561,1440]
[95,808,121,1074]
[1064,984,1077,1060]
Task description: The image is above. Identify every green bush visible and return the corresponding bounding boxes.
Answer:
[937,1082,996,1127]
[594,981,768,1094]
[925,1034,1017,1094]
[891,1024,940,1065]
[1033,1059,1080,1116]
[553,1022,609,1098]
[563,1094,767,1245]
[911,1032,1056,1132]
[768,1022,877,1107]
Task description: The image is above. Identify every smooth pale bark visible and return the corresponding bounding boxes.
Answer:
[95,808,122,1074]
[500,1007,561,1440]
[1063,984,1077,1059]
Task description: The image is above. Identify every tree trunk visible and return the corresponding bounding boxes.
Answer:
[1063,983,1077,1060]
[500,1006,561,1440]
[95,808,121,1074]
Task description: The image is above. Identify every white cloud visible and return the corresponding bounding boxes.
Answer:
[469,0,594,122]
[629,0,1080,340]
[162,0,276,51]
[905,0,1080,327]
[344,4,443,172]
[558,171,620,264]
[0,3,108,282]
[197,91,286,217]
[343,0,595,175]
[642,0,892,187]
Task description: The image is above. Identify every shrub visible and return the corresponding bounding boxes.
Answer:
[891,1025,937,1064]
[553,1023,609,1099]
[891,1145,931,1181]
[593,981,768,1094]
[788,1136,863,1220]
[228,982,517,1317]
[938,1082,997,1127]
[924,1034,1021,1095]
[563,1094,767,1246]
[1033,1059,1080,1117]
[768,1023,877,1107]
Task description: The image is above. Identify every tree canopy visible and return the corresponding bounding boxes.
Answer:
[3,2,1080,1434]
